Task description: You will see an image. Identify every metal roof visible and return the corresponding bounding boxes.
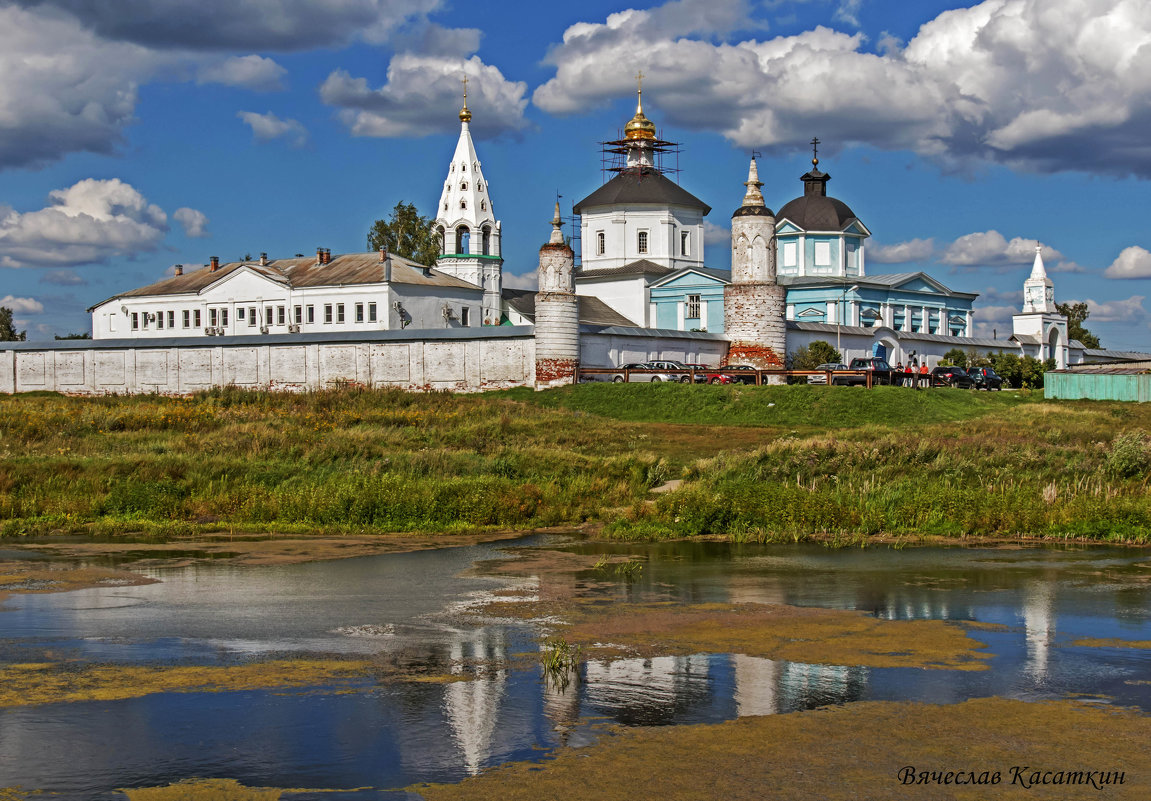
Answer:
[502,289,638,326]
[777,272,976,298]
[89,251,480,310]
[573,167,711,214]
[576,259,676,280]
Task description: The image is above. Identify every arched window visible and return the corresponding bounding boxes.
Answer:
[443,201,448,211]
[460,162,467,172]
[461,182,468,191]
[480,200,486,211]
[456,226,470,254]
[437,226,446,255]
[597,231,605,256]
[482,226,491,256]
[460,199,467,209]
[637,231,648,254]
[478,182,484,192]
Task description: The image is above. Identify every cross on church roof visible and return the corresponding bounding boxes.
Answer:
[810,136,821,167]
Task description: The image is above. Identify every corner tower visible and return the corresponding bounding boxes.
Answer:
[535,202,579,389]
[435,81,503,325]
[724,158,786,369]
[1013,247,1068,368]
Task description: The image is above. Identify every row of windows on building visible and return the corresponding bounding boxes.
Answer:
[594,230,691,257]
[129,302,382,331]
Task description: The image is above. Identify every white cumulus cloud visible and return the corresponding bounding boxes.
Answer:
[1082,295,1149,325]
[0,295,45,314]
[534,0,1151,176]
[0,178,172,269]
[173,207,210,238]
[237,111,309,146]
[940,231,1061,269]
[198,55,286,91]
[501,270,538,290]
[868,238,935,264]
[321,54,529,139]
[1104,246,1151,279]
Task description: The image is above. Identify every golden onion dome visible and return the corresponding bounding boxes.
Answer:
[459,75,472,123]
[624,83,656,140]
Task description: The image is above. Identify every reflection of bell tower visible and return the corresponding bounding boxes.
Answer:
[1022,580,1055,684]
[733,655,780,717]
[434,76,503,325]
[443,628,508,775]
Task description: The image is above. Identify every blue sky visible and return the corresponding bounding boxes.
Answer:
[2,0,1151,350]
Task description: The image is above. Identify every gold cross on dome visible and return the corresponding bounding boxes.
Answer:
[462,75,468,102]
[636,70,644,92]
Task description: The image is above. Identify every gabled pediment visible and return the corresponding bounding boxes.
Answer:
[649,268,730,289]
[201,265,289,295]
[775,220,803,235]
[796,306,825,318]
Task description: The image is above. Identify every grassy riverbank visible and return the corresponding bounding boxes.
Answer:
[1,384,1149,543]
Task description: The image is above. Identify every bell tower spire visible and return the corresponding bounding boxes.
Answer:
[434,83,504,325]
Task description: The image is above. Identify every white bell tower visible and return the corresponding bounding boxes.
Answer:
[1013,246,1068,368]
[434,77,503,325]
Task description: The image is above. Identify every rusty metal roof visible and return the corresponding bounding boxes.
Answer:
[94,252,480,308]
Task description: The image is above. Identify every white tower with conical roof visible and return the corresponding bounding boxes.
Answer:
[435,79,503,325]
[1013,246,1069,368]
[723,157,786,371]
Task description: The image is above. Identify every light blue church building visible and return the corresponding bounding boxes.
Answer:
[639,162,976,340]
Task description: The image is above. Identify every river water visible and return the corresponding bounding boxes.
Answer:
[1,537,1149,798]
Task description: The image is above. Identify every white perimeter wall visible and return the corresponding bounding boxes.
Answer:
[0,330,534,395]
[580,328,729,368]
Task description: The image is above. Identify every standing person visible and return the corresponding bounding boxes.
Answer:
[919,361,929,388]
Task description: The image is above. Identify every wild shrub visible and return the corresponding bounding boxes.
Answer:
[1106,431,1151,478]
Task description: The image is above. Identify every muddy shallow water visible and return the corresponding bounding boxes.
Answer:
[0,537,1149,799]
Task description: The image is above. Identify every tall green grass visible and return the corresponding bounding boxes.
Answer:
[2,384,1148,542]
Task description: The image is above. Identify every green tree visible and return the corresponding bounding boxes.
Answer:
[941,348,967,368]
[367,202,440,267]
[789,340,842,370]
[0,307,26,341]
[1055,301,1101,348]
[990,352,1021,388]
[54,332,91,340]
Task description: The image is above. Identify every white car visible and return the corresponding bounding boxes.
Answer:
[610,362,681,383]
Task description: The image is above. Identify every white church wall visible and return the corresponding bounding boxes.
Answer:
[576,275,648,327]
[0,329,535,395]
[580,205,705,273]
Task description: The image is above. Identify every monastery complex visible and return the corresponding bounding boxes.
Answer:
[2,83,1144,395]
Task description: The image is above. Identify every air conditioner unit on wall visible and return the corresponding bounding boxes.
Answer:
[259,326,269,334]
[288,323,300,333]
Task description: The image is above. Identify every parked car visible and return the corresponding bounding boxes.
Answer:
[646,360,694,383]
[704,365,759,385]
[931,365,975,389]
[610,362,680,383]
[682,363,712,383]
[845,357,896,386]
[806,362,851,385]
[967,366,1004,390]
